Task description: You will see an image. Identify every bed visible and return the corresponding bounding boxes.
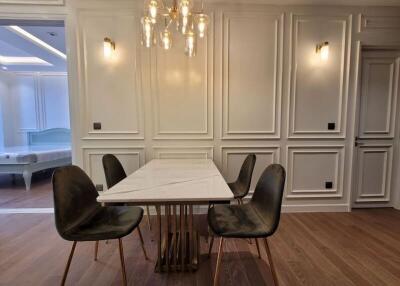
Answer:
[0,128,72,190]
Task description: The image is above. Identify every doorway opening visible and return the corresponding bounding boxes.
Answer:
[0,19,71,210]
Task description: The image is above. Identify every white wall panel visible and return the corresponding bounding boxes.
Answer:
[359,15,400,32]
[221,146,280,192]
[151,15,213,140]
[355,144,393,202]
[153,146,214,159]
[13,74,39,131]
[288,14,351,138]
[41,74,70,129]
[286,145,345,198]
[222,12,283,139]
[82,147,145,190]
[79,10,143,139]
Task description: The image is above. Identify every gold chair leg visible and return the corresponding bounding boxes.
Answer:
[255,238,261,259]
[118,238,127,286]
[263,238,279,286]
[61,241,77,286]
[213,238,224,286]
[94,241,99,261]
[146,206,152,231]
[208,235,214,257]
[137,226,149,260]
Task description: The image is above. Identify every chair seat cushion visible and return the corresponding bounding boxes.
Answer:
[63,206,143,241]
[208,203,271,238]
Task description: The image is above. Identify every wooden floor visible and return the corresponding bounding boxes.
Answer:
[0,172,53,208]
[0,208,400,285]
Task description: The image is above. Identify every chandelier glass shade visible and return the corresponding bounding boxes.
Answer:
[140,0,209,57]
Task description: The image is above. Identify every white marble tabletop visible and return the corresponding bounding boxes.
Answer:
[96,159,234,204]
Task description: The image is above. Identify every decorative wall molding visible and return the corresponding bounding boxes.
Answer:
[286,145,345,199]
[150,13,214,140]
[287,14,351,139]
[221,12,283,139]
[355,144,393,203]
[152,146,214,159]
[78,10,144,140]
[0,0,64,5]
[82,146,145,188]
[359,14,400,32]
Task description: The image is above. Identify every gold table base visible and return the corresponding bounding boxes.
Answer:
[155,204,199,272]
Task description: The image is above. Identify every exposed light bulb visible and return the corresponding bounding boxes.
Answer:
[160,29,172,50]
[141,16,155,48]
[179,0,191,17]
[196,14,208,38]
[180,16,189,34]
[148,0,158,23]
[185,30,196,57]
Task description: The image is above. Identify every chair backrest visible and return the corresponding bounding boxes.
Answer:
[250,164,286,235]
[52,165,99,239]
[102,154,127,189]
[235,153,256,193]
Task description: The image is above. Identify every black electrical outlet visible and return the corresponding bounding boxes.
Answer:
[328,122,336,130]
[93,122,102,130]
[95,184,104,192]
[325,181,333,189]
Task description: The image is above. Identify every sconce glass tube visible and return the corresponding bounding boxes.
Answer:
[185,29,196,57]
[316,41,329,61]
[103,37,115,59]
[195,13,208,38]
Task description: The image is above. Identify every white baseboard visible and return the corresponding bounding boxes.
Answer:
[145,203,350,215]
[0,208,54,214]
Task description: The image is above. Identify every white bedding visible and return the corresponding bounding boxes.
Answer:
[0,145,71,164]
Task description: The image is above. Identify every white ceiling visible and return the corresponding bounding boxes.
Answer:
[0,24,66,72]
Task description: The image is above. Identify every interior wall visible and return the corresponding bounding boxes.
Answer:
[1,72,69,146]
[1,0,400,211]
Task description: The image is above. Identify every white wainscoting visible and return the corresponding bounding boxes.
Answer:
[152,146,214,159]
[78,10,144,140]
[288,14,351,138]
[82,146,145,190]
[359,14,400,32]
[150,14,214,140]
[9,1,400,212]
[221,12,283,139]
[221,146,280,191]
[286,145,345,199]
[1,72,69,146]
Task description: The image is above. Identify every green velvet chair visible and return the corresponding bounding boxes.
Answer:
[52,165,147,286]
[208,164,286,286]
[102,154,152,230]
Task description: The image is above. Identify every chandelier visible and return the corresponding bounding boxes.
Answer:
[140,0,209,57]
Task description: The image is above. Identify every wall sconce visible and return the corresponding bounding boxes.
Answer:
[103,37,115,59]
[316,41,329,61]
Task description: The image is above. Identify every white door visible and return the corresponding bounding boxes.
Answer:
[353,50,400,207]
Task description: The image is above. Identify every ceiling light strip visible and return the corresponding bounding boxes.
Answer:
[6,25,67,60]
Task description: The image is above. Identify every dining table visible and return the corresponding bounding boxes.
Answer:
[96,158,234,273]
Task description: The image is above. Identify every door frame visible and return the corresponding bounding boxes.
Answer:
[350,41,400,209]
[0,5,80,166]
